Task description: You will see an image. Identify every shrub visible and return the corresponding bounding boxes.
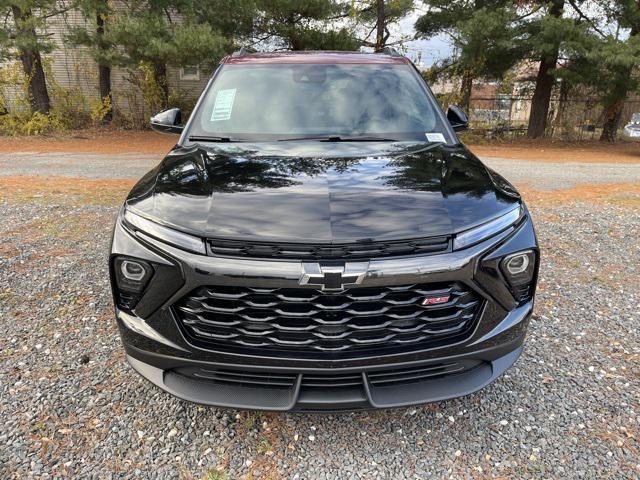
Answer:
[0,111,68,136]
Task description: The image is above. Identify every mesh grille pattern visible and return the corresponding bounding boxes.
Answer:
[175,282,481,356]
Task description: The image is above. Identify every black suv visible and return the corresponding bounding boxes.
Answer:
[110,50,539,411]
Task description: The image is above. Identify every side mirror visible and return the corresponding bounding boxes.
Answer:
[447,105,469,132]
[150,108,183,134]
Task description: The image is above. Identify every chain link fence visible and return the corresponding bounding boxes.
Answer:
[465,95,640,140]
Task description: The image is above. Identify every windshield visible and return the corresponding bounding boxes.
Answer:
[187,64,452,142]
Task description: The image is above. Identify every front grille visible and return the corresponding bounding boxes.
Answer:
[174,282,482,357]
[206,236,450,260]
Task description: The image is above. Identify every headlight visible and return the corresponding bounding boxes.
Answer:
[123,209,206,254]
[453,206,521,250]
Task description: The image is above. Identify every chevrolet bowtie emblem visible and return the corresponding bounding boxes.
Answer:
[299,262,369,291]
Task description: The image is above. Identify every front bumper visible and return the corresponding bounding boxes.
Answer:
[122,304,528,411]
[110,210,538,411]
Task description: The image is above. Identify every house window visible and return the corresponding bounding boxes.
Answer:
[180,66,200,81]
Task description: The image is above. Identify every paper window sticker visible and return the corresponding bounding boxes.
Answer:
[425,133,446,143]
[210,89,236,121]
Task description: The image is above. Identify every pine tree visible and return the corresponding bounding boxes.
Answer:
[254,0,360,50]
[552,0,640,141]
[353,0,414,51]
[67,0,115,121]
[0,0,71,113]
[104,0,230,109]
[526,0,565,138]
[415,1,523,110]
[596,0,640,141]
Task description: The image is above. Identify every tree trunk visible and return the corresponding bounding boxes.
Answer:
[527,55,557,138]
[459,72,473,111]
[600,100,624,142]
[527,0,563,139]
[153,62,169,109]
[96,12,113,122]
[11,6,51,114]
[374,0,385,51]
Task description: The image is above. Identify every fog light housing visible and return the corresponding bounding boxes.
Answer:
[113,257,153,293]
[500,250,536,303]
[505,253,530,275]
[121,260,146,281]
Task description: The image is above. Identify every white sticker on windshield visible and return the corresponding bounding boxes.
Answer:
[210,89,236,121]
[425,133,446,143]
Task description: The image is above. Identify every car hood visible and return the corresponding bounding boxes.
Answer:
[125,142,520,243]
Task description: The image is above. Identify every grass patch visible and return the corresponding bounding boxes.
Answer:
[257,438,273,455]
[201,470,228,480]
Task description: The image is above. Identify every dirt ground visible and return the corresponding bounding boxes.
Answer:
[468,140,640,164]
[1,128,640,163]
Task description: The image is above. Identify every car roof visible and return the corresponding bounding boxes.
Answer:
[220,51,411,65]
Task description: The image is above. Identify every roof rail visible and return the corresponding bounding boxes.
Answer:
[231,46,257,57]
[377,47,402,57]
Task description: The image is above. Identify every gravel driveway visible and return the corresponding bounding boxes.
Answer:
[2,150,640,189]
[1,151,639,479]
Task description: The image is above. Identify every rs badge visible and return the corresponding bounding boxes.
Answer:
[422,295,450,306]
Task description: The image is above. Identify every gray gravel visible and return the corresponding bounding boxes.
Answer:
[482,157,640,190]
[2,151,640,191]
[1,155,639,479]
[0,152,159,179]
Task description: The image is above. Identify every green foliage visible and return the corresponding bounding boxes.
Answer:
[525,13,575,61]
[356,0,414,23]
[0,58,115,135]
[168,89,197,120]
[106,9,228,69]
[547,1,640,140]
[561,33,640,106]
[65,0,120,68]
[190,0,256,39]
[454,6,523,79]
[254,0,360,50]
[0,0,59,57]
[352,0,415,49]
[89,95,112,123]
[201,470,227,480]
[415,1,523,87]
[0,111,66,135]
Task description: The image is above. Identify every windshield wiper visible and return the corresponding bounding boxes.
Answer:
[277,135,398,142]
[188,135,241,143]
